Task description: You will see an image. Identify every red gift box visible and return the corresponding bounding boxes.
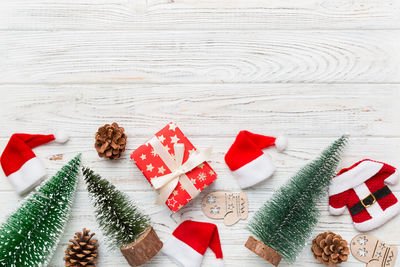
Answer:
[131,123,217,212]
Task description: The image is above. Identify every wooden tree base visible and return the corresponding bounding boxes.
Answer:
[245,236,282,266]
[120,227,163,267]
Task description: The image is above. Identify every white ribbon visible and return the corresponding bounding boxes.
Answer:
[149,137,212,205]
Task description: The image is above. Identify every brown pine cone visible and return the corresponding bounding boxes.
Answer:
[312,232,349,266]
[64,228,99,267]
[95,122,127,159]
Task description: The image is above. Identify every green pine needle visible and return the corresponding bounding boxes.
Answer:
[247,136,348,263]
[0,154,81,267]
[82,167,150,248]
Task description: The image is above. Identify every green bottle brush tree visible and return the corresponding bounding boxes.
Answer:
[82,167,163,267]
[0,154,81,267]
[245,136,348,266]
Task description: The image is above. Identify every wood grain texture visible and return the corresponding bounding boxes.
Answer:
[0,0,400,30]
[0,87,399,267]
[1,31,400,84]
[1,0,399,265]
[0,85,399,137]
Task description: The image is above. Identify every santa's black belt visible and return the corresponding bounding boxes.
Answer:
[350,186,391,216]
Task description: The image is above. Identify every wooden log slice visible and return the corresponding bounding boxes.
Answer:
[245,236,282,266]
[120,227,163,266]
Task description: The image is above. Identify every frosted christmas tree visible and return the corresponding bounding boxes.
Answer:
[246,136,348,266]
[0,154,81,266]
[82,167,163,266]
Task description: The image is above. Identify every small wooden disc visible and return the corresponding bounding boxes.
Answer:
[245,236,282,266]
[120,227,163,267]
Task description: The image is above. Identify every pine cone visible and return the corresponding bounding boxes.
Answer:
[312,232,349,266]
[64,228,99,267]
[95,122,127,159]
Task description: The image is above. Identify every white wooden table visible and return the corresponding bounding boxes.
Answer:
[1,1,400,266]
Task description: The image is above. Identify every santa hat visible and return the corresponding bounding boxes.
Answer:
[224,131,287,189]
[0,132,69,195]
[162,220,223,267]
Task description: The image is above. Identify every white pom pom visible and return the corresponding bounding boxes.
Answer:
[275,136,287,151]
[54,131,69,143]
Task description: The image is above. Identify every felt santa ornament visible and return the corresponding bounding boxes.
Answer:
[0,132,69,195]
[162,220,224,267]
[224,131,287,189]
[329,159,400,232]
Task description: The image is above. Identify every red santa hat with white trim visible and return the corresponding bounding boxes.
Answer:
[0,132,69,195]
[224,131,287,189]
[162,220,224,267]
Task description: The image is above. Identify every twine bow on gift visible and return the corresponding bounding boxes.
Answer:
[150,139,212,205]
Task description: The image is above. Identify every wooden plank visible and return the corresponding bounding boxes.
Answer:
[0,136,399,193]
[0,85,399,137]
[0,0,399,30]
[1,31,400,84]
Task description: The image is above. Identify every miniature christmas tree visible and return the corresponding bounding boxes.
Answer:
[246,136,348,266]
[82,167,163,267]
[0,154,81,266]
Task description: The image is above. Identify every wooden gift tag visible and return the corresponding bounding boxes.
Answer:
[350,234,398,267]
[201,191,248,226]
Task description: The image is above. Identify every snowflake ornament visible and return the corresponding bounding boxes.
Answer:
[358,248,367,257]
[358,236,368,245]
[210,205,220,215]
[207,195,216,203]
[198,172,207,182]
[167,198,177,207]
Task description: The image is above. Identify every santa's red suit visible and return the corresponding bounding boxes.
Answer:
[329,159,400,232]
